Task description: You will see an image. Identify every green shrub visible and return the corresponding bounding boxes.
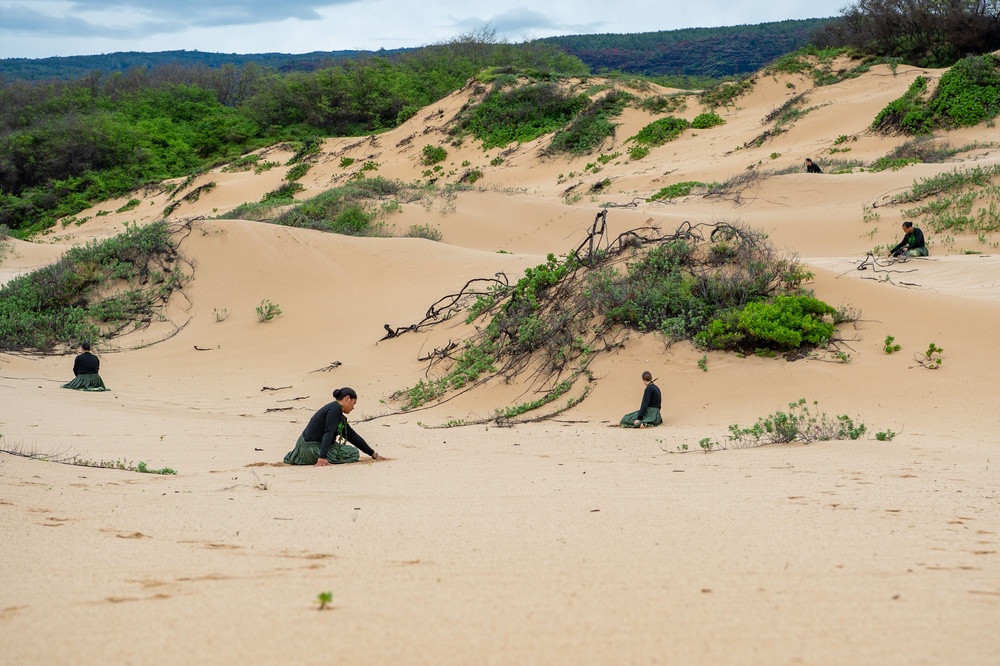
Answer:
[629,145,650,160]
[628,116,690,147]
[222,155,261,172]
[262,182,304,203]
[285,162,312,182]
[695,295,837,351]
[691,112,725,129]
[255,299,281,322]
[270,177,403,236]
[648,181,709,201]
[698,78,755,108]
[421,144,447,165]
[329,205,377,235]
[286,137,323,165]
[115,199,140,213]
[405,224,443,241]
[638,94,689,114]
[868,157,919,172]
[548,90,630,155]
[726,398,866,447]
[452,82,587,149]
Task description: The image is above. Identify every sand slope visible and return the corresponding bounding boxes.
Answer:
[2,62,999,665]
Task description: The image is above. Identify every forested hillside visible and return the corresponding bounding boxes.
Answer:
[0,49,399,82]
[537,18,834,77]
[0,39,586,236]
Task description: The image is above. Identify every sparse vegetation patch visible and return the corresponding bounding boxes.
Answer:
[0,221,186,351]
[386,217,852,423]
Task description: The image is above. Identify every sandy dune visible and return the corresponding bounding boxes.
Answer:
[2,61,999,665]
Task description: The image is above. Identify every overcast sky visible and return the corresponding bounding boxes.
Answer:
[0,0,850,60]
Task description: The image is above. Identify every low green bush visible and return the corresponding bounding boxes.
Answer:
[548,90,631,155]
[421,144,447,165]
[270,177,407,236]
[691,112,725,129]
[285,162,312,182]
[695,294,837,351]
[698,77,755,108]
[261,182,304,203]
[648,181,710,201]
[726,398,867,447]
[405,224,443,241]
[628,116,690,147]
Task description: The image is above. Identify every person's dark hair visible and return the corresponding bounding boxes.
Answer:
[902,221,913,229]
[333,387,358,400]
[805,158,813,163]
[81,342,92,351]
[641,371,653,382]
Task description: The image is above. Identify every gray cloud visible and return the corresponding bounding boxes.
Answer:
[69,0,344,25]
[0,4,107,36]
[448,6,608,42]
[0,0,359,39]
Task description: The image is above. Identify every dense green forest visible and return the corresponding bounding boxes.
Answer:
[0,38,586,237]
[0,49,402,82]
[538,18,834,78]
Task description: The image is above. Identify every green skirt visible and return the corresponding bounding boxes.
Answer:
[620,407,663,428]
[62,373,108,391]
[283,435,360,465]
[907,247,929,257]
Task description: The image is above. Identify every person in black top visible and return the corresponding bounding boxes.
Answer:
[805,158,822,174]
[61,342,108,391]
[620,371,663,428]
[889,221,928,257]
[283,387,384,465]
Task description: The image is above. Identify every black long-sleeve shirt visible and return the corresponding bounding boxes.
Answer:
[302,401,374,459]
[637,382,662,420]
[72,352,100,376]
[891,227,925,255]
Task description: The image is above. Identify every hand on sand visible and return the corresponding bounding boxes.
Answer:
[314,458,331,467]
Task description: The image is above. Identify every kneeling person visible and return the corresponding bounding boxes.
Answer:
[284,387,382,465]
[890,221,928,257]
[620,371,663,428]
[61,342,108,392]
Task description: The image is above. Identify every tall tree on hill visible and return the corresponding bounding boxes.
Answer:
[815,0,1000,67]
